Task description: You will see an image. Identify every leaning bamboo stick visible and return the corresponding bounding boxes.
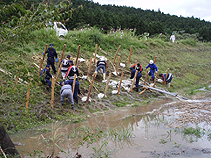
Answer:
[75,45,81,67]
[117,71,124,94]
[94,44,98,64]
[26,82,31,109]
[139,89,147,95]
[51,77,55,109]
[86,72,96,102]
[72,74,77,94]
[128,45,133,64]
[135,60,137,69]
[55,62,63,83]
[113,45,121,64]
[105,59,109,74]
[130,70,138,92]
[153,56,157,64]
[38,44,48,76]
[87,58,92,78]
[104,73,111,98]
[164,68,170,85]
[116,56,120,75]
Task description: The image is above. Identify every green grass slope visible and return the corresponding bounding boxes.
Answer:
[0,26,211,132]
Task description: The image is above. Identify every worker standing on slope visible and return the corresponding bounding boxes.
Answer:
[130,66,142,92]
[145,60,158,82]
[44,43,58,75]
[170,33,176,43]
[60,55,71,81]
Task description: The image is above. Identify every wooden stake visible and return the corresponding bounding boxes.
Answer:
[86,72,96,102]
[104,73,111,98]
[14,66,19,91]
[75,45,81,67]
[113,45,121,64]
[139,89,147,95]
[153,56,157,64]
[144,70,149,85]
[26,82,30,109]
[163,68,170,85]
[128,45,133,64]
[87,58,92,78]
[72,74,77,94]
[135,60,137,69]
[130,70,138,92]
[153,70,159,87]
[51,77,55,109]
[94,44,98,64]
[58,44,66,67]
[55,62,63,83]
[105,59,109,74]
[38,44,48,76]
[117,71,124,94]
[116,56,120,75]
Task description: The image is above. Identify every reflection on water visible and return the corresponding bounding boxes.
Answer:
[11,98,211,158]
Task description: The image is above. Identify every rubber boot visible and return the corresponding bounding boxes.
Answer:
[61,100,64,106]
[103,73,106,80]
[71,104,76,110]
[47,86,51,92]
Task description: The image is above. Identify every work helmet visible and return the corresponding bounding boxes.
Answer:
[149,60,153,64]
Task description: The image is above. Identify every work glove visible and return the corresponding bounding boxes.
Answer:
[42,52,44,55]
[156,71,157,74]
[55,58,58,63]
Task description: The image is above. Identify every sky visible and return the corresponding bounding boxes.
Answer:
[93,0,211,22]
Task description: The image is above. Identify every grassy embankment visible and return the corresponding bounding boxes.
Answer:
[0,26,211,133]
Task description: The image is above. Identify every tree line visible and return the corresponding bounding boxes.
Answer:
[2,0,211,41]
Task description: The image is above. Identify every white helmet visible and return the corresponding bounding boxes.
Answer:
[149,60,153,64]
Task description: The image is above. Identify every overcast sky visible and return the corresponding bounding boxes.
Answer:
[93,0,211,22]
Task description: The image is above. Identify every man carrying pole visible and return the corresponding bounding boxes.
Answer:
[130,66,142,92]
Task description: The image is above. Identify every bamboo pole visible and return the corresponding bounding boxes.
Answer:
[38,44,48,76]
[135,60,137,69]
[58,44,66,67]
[153,70,159,87]
[55,62,63,83]
[130,70,138,92]
[117,71,124,94]
[104,73,111,98]
[87,58,92,78]
[105,59,109,74]
[116,56,120,75]
[163,68,170,85]
[139,89,147,95]
[113,45,121,64]
[153,56,157,64]
[72,74,77,94]
[14,66,19,91]
[128,45,133,64]
[51,77,55,109]
[26,82,31,109]
[94,44,98,64]
[75,45,81,67]
[144,70,149,85]
[86,72,96,102]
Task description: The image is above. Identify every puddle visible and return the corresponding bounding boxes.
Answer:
[11,97,211,158]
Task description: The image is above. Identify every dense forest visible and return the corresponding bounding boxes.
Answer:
[1,0,211,41]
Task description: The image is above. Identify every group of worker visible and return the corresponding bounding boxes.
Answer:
[129,59,173,91]
[40,43,79,110]
[40,43,173,109]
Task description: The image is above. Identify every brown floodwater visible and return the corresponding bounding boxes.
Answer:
[11,96,211,158]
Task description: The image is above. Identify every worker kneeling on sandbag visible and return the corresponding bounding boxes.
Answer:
[40,65,52,92]
[130,66,142,92]
[159,73,173,87]
[95,57,107,80]
[60,81,75,110]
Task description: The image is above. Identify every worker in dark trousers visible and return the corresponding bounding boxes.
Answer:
[130,66,142,92]
[146,60,158,81]
[95,57,107,80]
[65,60,80,104]
[130,63,143,73]
[159,73,173,87]
[44,43,58,75]
[40,65,52,92]
[60,81,75,110]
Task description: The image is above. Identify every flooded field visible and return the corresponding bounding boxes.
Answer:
[11,96,211,158]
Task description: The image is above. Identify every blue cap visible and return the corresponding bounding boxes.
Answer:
[59,81,63,86]
[67,55,71,59]
[69,60,73,64]
[49,43,53,46]
[130,67,134,70]
[46,65,50,68]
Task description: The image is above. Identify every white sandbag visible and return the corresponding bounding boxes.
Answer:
[98,93,105,99]
[81,96,91,102]
[120,63,125,67]
[78,58,86,62]
[112,90,118,94]
[81,75,87,80]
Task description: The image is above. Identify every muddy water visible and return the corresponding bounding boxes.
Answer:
[11,97,211,158]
